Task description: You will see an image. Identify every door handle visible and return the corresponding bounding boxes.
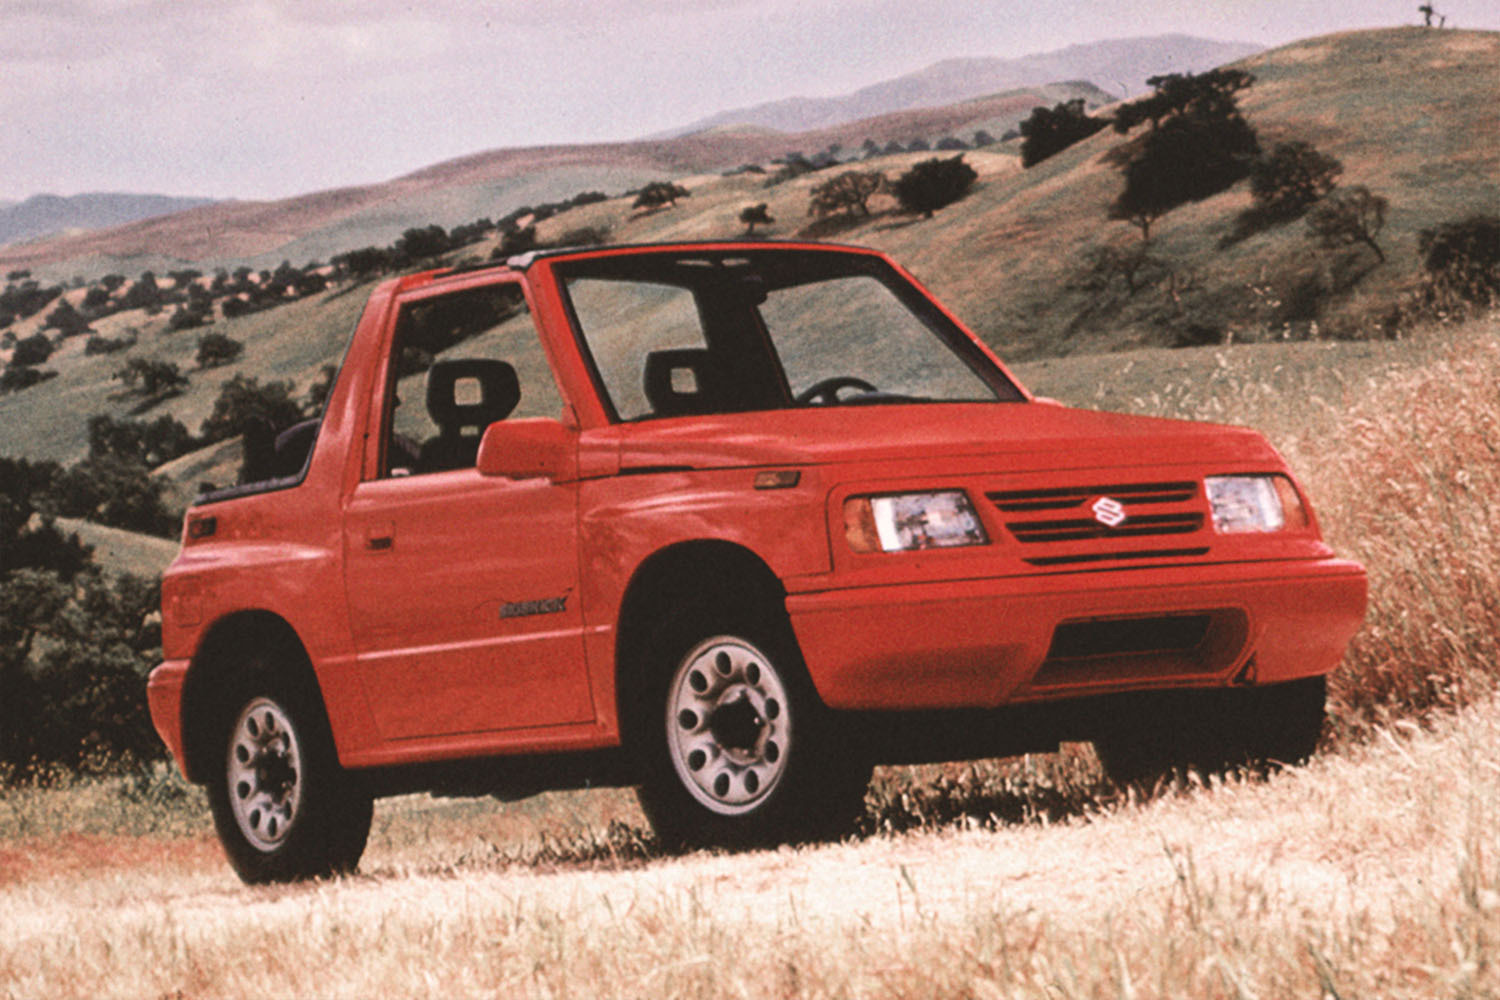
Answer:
[365,521,395,551]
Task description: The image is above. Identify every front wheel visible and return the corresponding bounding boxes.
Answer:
[207,675,372,883]
[633,614,870,849]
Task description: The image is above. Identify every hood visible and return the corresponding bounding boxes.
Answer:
[598,401,1281,476]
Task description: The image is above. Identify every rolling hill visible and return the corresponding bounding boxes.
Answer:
[0,194,217,250]
[0,80,1110,281]
[0,28,1496,482]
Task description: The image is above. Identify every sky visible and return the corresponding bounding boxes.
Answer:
[3,0,1496,203]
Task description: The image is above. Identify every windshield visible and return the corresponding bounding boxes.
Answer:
[556,249,1023,421]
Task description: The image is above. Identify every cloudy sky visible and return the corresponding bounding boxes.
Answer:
[3,0,1495,203]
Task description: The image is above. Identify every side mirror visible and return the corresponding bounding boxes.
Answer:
[476,418,578,482]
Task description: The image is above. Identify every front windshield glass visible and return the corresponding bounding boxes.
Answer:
[557,249,1022,421]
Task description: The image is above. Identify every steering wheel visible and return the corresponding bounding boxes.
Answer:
[796,375,878,406]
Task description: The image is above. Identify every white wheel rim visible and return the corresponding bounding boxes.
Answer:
[666,636,792,816]
[227,697,304,852]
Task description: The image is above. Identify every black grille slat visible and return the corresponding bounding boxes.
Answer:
[1009,512,1203,544]
[987,479,1208,568]
[988,481,1196,513]
[1023,547,1211,568]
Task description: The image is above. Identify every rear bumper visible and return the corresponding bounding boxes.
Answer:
[786,557,1367,710]
[147,659,191,776]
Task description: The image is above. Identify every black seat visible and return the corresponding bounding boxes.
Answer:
[418,359,520,471]
[643,348,727,417]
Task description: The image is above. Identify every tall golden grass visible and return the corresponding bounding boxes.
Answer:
[1121,317,1500,735]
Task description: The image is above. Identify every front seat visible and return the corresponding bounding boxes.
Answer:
[418,359,520,472]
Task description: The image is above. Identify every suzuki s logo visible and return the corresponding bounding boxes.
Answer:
[1091,496,1127,528]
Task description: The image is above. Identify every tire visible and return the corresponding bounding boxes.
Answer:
[1095,676,1326,793]
[206,663,373,884]
[631,607,871,850]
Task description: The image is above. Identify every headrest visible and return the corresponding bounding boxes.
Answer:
[426,359,520,431]
[643,348,719,416]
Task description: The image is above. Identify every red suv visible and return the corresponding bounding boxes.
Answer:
[148,242,1366,882]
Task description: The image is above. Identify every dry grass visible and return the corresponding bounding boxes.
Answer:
[1071,314,1500,733]
[2,696,1497,998]
[6,316,1500,997]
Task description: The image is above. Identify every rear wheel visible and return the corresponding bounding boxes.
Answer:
[633,609,870,849]
[1095,676,1327,793]
[206,665,372,883]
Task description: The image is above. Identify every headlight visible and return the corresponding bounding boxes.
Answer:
[1205,475,1308,533]
[844,490,989,553]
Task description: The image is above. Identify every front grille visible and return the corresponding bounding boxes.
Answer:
[987,480,1209,567]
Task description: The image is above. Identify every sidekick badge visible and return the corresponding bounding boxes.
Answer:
[501,596,568,619]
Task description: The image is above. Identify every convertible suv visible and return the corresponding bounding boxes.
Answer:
[147,242,1367,882]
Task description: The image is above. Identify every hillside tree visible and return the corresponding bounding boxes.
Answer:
[633,181,691,211]
[196,332,244,368]
[1108,69,1260,242]
[1307,185,1388,263]
[1250,141,1344,219]
[739,203,774,235]
[893,155,978,218]
[114,358,188,400]
[808,171,884,219]
[1020,99,1108,167]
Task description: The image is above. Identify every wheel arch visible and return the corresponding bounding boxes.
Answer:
[179,610,321,784]
[614,539,793,733]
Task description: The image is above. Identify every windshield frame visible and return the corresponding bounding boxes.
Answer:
[550,245,1025,424]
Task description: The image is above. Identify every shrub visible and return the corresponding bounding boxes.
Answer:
[85,331,137,355]
[893,155,978,218]
[86,414,197,468]
[119,272,163,313]
[199,374,304,444]
[167,303,210,331]
[632,181,690,210]
[10,331,53,366]
[0,280,61,322]
[43,455,178,537]
[44,298,93,339]
[0,567,164,773]
[114,358,188,400]
[196,332,244,368]
[1419,215,1500,311]
[1019,99,1108,167]
[0,366,56,394]
[396,225,452,262]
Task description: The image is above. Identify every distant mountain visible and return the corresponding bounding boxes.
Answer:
[0,193,217,248]
[660,34,1262,137]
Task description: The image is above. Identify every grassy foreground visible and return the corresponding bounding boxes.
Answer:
[4,316,1500,997]
[0,697,1495,998]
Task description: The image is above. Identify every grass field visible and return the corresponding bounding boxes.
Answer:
[4,312,1500,998]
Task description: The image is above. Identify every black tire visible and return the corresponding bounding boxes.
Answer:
[1095,676,1327,794]
[206,658,373,884]
[630,605,871,850]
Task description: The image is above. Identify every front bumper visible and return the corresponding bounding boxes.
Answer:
[786,557,1367,710]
